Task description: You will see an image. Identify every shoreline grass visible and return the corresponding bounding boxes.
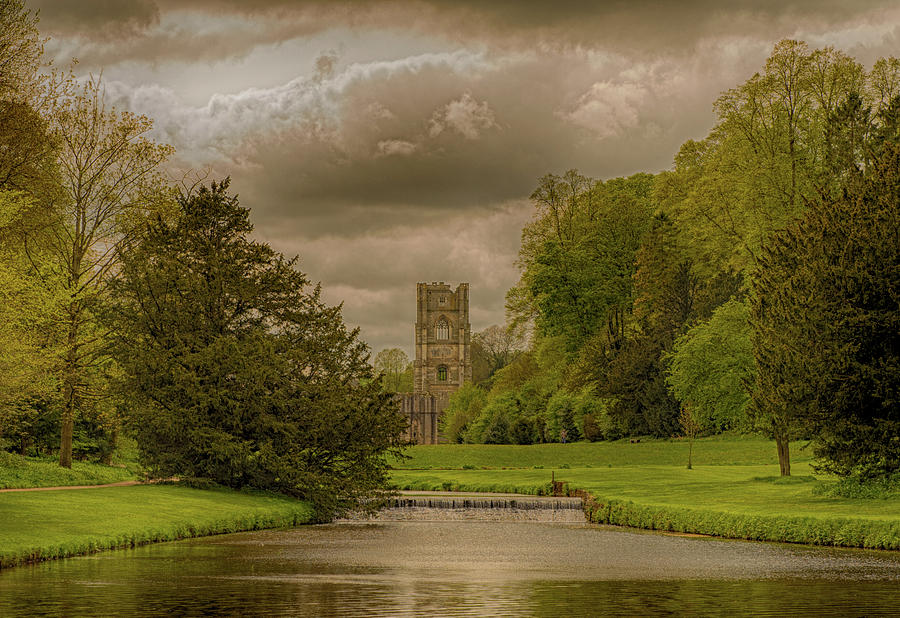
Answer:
[0,485,315,569]
[389,437,900,550]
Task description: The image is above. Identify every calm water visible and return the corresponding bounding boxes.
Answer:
[2,518,899,616]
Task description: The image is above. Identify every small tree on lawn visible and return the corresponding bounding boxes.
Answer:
[679,405,701,470]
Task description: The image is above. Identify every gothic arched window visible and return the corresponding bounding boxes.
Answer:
[437,366,448,381]
[436,319,449,340]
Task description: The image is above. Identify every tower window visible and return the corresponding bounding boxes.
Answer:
[436,319,449,340]
[439,295,447,305]
[437,366,448,381]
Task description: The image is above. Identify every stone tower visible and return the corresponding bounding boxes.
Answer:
[414,282,472,395]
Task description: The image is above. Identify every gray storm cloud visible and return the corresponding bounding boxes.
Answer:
[33,1,900,65]
[29,0,900,354]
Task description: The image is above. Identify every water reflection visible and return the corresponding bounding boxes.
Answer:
[2,521,899,616]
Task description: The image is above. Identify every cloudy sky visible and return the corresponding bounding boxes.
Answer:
[30,0,900,357]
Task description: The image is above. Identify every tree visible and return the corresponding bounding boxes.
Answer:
[679,405,701,470]
[751,136,900,480]
[587,214,741,438]
[109,180,406,517]
[0,191,63,453]
[471,324,523,382]
[26,76,174,467]
[0,3,70,457]
[440,383,488,443]
[0,0,43,103]
[508,171,654,353]
[397,362,414,393]
[373,348,410,393]
[666,299,754,433]
[658,41,869,275]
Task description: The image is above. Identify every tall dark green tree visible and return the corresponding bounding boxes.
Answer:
[581,214,741,437]
[751,136,900,479]
[109,180,406,517]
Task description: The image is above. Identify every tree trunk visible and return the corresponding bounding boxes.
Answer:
[59,307,79,469]
[59,414,74,468]
[687,436,693,470]
[101,425,118,466]
[776,434,791,476]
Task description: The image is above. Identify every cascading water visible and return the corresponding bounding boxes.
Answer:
[346,494,587,522]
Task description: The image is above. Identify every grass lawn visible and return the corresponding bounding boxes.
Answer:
[389,436,900,548]
[0,485,315,569]
[389,434,807,469]
[0,439,142,489]
[0,454,139,489]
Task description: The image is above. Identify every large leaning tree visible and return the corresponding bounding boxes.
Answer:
[107,180,406,518]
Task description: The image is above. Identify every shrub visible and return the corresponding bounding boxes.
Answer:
[544,390,581,443]
[573,391,607,442]
[440,383,488,443]
[813,474,900,499]
[465,392,518,444]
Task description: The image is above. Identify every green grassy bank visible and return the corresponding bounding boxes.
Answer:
[0,485,315,569]
[0,452,139,489]
[389,437,900,550]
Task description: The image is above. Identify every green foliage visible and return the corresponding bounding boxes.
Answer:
[659,41,869,274]
[465,391,518,444]
[544,390,581,442]
[813,474,900,499]
[471,324,524,384]
[42,75,175,468]
[397,362,414,393]
[109,181,406,518]
[490,349,540,393]
[440,383,488,443]
[666,299,754,432]
[508,171,654,353]
[373,348,411,393]
[572,391,607,442]
[496,41,899,472]
[0,0,44,103]
[0,190,66,456]
[567,213,742,439]
[752,137,900,480]
[601,336,680,437]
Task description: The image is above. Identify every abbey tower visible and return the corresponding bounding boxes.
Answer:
[414,282,472,396]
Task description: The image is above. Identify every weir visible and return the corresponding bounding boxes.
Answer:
[358,494,588,523]
[387,496,583,510]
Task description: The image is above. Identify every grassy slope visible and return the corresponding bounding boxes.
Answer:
[0,485,314,569]
[0,456,138,489]
[389,437,900,548]
[0,440,142,489]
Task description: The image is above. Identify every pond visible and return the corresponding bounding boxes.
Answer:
[2,517,899,616]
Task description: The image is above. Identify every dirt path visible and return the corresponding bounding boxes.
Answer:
[0,480,143,493]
